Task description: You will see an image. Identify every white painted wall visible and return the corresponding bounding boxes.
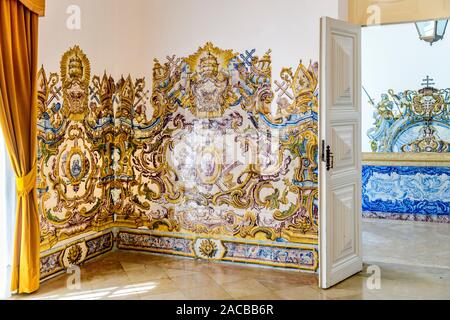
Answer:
[362,22,450,152]
[39,0,342,88]
[39,0,151,79]
[141,0,340,85]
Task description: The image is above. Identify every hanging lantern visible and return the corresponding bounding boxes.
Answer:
[415,19,448,46]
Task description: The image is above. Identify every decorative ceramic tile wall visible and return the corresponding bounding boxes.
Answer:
[362,165,450,223]
[37,43,320,279]
[364,83,450,223]
[37,46,118,251]
[368,85,450,153]
[40,232,114,280]
[117,230,318,271]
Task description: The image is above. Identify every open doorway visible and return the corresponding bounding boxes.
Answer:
[361,20,450,270]
[318,16,450,293]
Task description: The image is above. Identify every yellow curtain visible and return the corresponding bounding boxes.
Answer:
[18,0,45,16]
[0,0,40,293]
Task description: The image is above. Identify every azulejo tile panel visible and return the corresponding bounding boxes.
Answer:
[40,232,114,280]
[362,211,449,223]
[362,165,450,222]
[365,82,450,223]
[367,84,450,153]
[38,43,320,277]
[117,230,318,272]
[117,231,195,257]
[221,241,317,271]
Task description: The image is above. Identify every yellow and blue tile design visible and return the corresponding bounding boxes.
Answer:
[362,165,450,223]
[364,82,450,223]
[37,43,320,279]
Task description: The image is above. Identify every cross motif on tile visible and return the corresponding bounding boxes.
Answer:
[166,55,181,70]
[48,86,62,105]
[421,75,435,88]
[240,49,256,66]
[274,80,294,100]
[89,85,100,104]
[134,90,150,108]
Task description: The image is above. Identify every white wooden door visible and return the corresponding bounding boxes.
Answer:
[319,17,362,289]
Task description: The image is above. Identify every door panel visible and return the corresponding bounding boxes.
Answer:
[331,122,357,173]
[319,17,362,289]
[331,34,355,108]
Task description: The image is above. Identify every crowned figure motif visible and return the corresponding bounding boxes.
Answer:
[185,43,236,118]
[61,46,91,121]
[189,51,229,118]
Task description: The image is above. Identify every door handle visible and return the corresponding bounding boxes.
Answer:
[326,145,334,171]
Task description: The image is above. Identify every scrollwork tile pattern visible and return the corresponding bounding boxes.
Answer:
[38,43,320,279]
[362,165,450,223]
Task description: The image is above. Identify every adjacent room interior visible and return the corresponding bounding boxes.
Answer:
[361,20,450,270]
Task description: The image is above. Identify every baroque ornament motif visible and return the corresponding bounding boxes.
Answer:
[60,45,91,121]
[364,79,450,225]
[368,82,450,153]
[198,239,218,258]
[38,43,319,258]
[66,243,83,265]
[402,125,450,152]
[362,165,450,220]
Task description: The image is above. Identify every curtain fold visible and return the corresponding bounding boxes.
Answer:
[0,0,40,294]
[18,0,45,16]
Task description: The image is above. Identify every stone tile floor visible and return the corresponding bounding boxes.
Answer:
[10,219,450,300]
[363,218,450,269]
